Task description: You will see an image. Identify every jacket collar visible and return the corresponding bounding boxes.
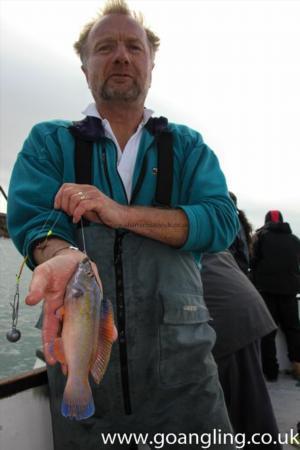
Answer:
[69,115,169,142]
[69,116,105,142]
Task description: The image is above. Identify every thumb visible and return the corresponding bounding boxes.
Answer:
[25,265,51,305]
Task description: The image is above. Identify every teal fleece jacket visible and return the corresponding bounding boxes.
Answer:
[7,119,239,268]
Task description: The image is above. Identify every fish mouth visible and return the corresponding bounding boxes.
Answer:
[79,257,94,276]
[80,256,90,265]
[79,257,102,288]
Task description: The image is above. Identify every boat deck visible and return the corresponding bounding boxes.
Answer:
[266,328,300,449]
[267,371,300,449]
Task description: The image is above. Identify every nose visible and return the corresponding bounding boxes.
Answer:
[113,42,130,64]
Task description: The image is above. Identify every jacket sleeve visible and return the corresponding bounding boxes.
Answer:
[176,134,239,253]
[7,123,77,269]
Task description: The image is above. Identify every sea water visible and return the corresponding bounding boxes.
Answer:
[0,238,42,379]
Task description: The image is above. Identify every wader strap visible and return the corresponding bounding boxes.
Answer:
[144,116,173,207]
[69,116,174,208]
[69,121,98,227]
[69,116,105,187]
[74,139,93,186]
[155,130,173,207]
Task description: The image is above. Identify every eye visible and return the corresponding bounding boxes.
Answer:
[95,44,114,53]
[72,287,84,298]
[129,44,142,52]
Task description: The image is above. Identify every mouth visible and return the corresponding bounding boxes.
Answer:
[109,74,133,79]
[107,74,133,87]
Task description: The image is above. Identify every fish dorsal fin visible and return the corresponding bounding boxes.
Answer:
[90,298,118,384]
[54,337,66,365]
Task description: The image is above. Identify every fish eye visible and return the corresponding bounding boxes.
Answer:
[72,287,84,298]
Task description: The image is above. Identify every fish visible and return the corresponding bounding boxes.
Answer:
[52,256,118,420]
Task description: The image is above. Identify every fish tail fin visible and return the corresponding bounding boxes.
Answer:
[61,377,94,420]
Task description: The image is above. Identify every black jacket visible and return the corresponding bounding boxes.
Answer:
[229,225,250,275]
[251,222,300,295]
[201,251,276,359]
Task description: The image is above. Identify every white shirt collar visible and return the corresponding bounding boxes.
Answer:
[81,103,154,202]
[82,102,154,128]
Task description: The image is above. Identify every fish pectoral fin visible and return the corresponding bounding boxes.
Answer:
[55,306,65,321]
[90,298,118,384]
[54,337,66,365]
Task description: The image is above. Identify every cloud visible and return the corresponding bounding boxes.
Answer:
[1,1,300,231]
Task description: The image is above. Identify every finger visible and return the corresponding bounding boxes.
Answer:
[42,302,61,365]
[54,183,75,210]
[61,363,68,376]
[54,183,69,209]
[55,306,64,321]
[68,191,86,217]
[60,185,76,216]
[54,186,63,209]
[60,184,91,217]
[72,199,94,224]
[25,265,50,305]
[73,202,103,224]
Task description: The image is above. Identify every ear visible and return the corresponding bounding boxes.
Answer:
[148,62,154,88]
[81,64,87,78]
[81,65,90,88]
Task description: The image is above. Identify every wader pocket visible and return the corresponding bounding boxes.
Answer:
[159,293,216,386]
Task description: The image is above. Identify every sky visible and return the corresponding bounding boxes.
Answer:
[0,0,300,234]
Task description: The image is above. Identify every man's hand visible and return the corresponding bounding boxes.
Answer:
[54,183,188,247]
[25,250,86,365]
[54,183,127,227]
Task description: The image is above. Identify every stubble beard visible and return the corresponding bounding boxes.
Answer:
[100,79,143,103]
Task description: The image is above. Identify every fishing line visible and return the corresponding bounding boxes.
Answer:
[6,209,62,343]
[80,217,87,255]
[36,210,62,249]
[6,256,28,342]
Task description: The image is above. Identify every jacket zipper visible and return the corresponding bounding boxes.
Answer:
[130,154,148,205]
[100,143,132,413]
[101,145,114,198]
[114,230,132,414]
[102,141,154,415]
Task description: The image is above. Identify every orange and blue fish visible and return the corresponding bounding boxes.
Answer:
[52,257,117,420]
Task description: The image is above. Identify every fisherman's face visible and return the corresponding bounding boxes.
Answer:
[83,14,154,106]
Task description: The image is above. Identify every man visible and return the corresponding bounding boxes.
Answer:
[228,192,253,275]
[8,1,239,448]
[201,251,282,449]
[251,210,300,381]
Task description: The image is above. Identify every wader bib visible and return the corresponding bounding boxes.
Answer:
[46,118,235,449]
[48,226,234,449]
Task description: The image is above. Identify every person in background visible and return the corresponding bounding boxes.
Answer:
[201,250,282,449]
[251,210,300,381]
[7,0,239,448]
[229,192,253,275]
